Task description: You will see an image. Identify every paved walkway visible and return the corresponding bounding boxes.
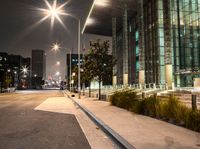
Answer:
[67,92,200,149]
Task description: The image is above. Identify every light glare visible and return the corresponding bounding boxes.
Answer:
[56,71,60,76]
[95,0,110,7]
[52,43,60,51]
[86,18,95,26]
[56,61,60,65]
[21,66,28,74]
[39,0,70,29]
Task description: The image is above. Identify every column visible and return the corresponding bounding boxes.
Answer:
[123,1,128,85]
[138,0,145,85]
[163,0,173,89]
[112,17,117,85]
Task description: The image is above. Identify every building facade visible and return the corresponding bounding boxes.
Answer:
[83,0,200,88]
[0,52,31,89]
[31,50,46,88]
[112,0,200,88]
[66,53,83,86]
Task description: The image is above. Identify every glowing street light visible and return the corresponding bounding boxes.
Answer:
[56,71,60,76]
[52,43,60,51]
[21,66,28,74]
[39,0,70,29]
[56,61,60,66]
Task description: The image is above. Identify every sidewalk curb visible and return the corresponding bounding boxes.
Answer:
[64,91,136,149]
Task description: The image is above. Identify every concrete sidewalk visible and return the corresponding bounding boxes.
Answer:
[65,91,200,149]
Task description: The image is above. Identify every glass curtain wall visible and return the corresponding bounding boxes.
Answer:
[116,30,124,85]
[128,18,139,84]
[172,0,200,87]
[144,0,165,85]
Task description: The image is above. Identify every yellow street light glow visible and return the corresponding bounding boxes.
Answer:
[52,43,60,51]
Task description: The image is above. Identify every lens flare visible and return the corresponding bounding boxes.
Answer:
[38,0,71,30]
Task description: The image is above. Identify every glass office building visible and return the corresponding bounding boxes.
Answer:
[123,0,200,87]
[171,0,200,87]
[84,0,200,88]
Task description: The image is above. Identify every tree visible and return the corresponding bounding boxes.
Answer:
[71,63,93,95]
[83,54,96,97]
[84,40,115,100]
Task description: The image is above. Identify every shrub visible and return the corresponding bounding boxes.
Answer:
[178,104,191,125]
[186,110,200,132]
[161,96,183,122]
[158,96,191,124]
[110,89,139,112]
[110,90,200,132]
[140,96,161,117]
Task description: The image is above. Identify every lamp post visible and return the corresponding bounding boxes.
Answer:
[70,49,72,92]
[40,0,81,98]
[78,20,81,99]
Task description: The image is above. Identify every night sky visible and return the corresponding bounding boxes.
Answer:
[0,0,111,80]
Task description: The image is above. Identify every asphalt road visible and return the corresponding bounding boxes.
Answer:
[0,90,91,149]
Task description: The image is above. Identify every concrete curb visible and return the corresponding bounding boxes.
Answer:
[64,91,136,149]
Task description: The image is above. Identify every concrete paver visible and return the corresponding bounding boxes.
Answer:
[69,92,200,149]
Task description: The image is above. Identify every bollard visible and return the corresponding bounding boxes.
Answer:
[191,94,197,111]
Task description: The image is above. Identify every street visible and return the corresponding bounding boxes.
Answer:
[0,90,94,149]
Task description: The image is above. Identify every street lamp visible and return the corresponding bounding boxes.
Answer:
[52,43,60,52]
[40,0,81,98]
[56,61,60,66]
[56,71,60,76]
[21,65,29,75]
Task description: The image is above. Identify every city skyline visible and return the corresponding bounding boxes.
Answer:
[0,0,111,80]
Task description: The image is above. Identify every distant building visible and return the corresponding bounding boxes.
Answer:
[66,53,83,85]
[0,52,31,89]
[0,53,9,89]
[31,50,46,89]
[32,50,46,79]
[66,53,112,89]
